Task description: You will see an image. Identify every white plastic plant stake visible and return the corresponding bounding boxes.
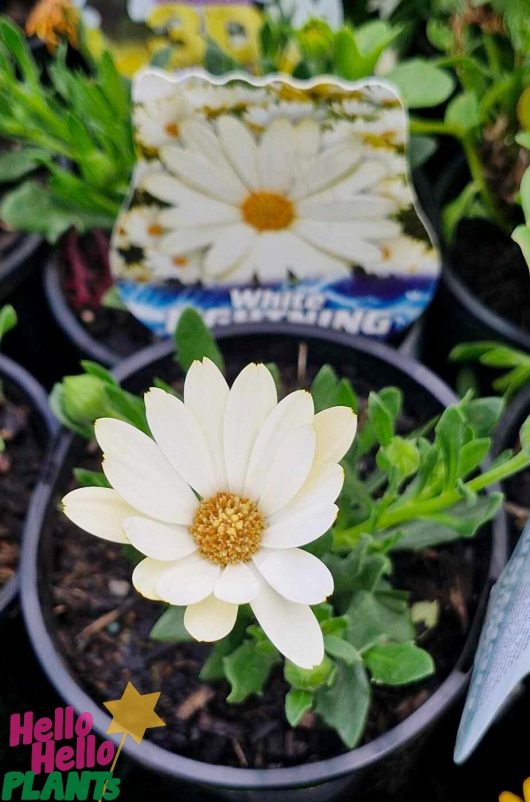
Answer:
[455,519,530,763]
[110,69,441,340]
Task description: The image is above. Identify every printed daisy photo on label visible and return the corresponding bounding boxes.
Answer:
[110,70,441,340]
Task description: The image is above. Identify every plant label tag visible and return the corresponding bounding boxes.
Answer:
[455,519,530,764]
[110,69,441,341]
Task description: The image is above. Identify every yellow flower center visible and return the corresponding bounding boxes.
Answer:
[148,223,164,236]
[242,191,295,232]
[190,492,265,567]
[363,132,395,150]
[165,122,179,137]
[26,0,79,51]
[172,255,188,267]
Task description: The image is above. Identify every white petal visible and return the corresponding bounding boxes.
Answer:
[123,516,197,561]
[244,390,314,499]
[95,418,198,525]
[250,574,324,669]
[161,227,220,254]
[184,358,229,489]
[204,224,255,276]
[271,463,345,524]
[159,198,239,228]
[214,562,260,603]
[62,487,132,543]
[247,229,350,282]
[313,407,358,466]
[161,145,246,204]
[253,548,333,604]
[294,119,320,171]
[223,364,277,494]
[293,220,384,263]
[262,503,338,548]
[180,118,232,166]
[184,595,238,642]
[258,118,295,192]
[132,557,168,600]
[142,173,190,205]
[298,196,394,221]
[258,424,316,516]
[292,146,361,199]
[145,388,217,497]
[156,553,220,605]
[217,115,259,189]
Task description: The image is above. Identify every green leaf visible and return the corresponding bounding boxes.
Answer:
[0,19,40,88]
[200,608,253,681]
[324,635,360,666]
[224,638,279,703]
[435,405,467,488]
[73,468,110,488]
[150,606,192,642]
[377,436,420,479]
[411,600,440,631]
[0,147,49,183]
[520,416,530,456]
[0,305,17,344]
[458,438,491,475]
[442,181,488,242]
[285,689,313,727]
[315,661,371,748]
[444,92,480,133]
[174,307,225,373]
[0,181,114,242]
[364,642,434,685]
[392,493,503,550]
[460,396,505,438]
[368,391,395,447]
[345,589,414,651]
[386,59,455,109]
[284,657,335,691]
[513,224,530,268]
[311,364,339,412]
[409,135,437,170]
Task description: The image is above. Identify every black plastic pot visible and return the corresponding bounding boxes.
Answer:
[0,353,57,615]
[419,157,530,389]
[0,234,43,304]
[21,324,507,802]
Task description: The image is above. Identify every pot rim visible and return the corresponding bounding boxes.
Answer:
[0,353,57,614]
[435,156,530,352]
[44,251,123,367]
[21,324,507,790]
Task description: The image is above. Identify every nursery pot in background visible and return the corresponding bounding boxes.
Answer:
[0,353,57,615]
[21,324,507,802]
[419,157,530,390]
[0,234,43,304]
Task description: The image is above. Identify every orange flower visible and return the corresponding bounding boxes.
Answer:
[26,0,80,51]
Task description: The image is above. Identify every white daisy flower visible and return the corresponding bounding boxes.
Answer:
[134,94,197,151]
[366,235,439,277]
[243,101,322,131]
[144,249,201,284]
[142,115,399,284]
[120,206,167,250]
[377,176,412,211]
[63,361,357,669]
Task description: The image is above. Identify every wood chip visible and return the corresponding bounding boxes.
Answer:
[176,686,214,721]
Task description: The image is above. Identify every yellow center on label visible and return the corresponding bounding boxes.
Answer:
[191,492,265,566]
[363,132,395,150]
[165,122,179,137]
[242,191,295,232]
[148,223,164,236]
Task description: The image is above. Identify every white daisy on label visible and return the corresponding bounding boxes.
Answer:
[134,94,197,151]
[142,115,400,284]
[120,206,167,250]
[62,360,357,669]
[366,235,439,277]
[144,248,201,284]
[377,176,412,211]
[243,101,321,131]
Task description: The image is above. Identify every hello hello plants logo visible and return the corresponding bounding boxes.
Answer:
[2,683,165,801]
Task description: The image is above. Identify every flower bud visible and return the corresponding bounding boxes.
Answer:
[296,19,334,60]
[62,375,110,425]
[81,152,119,190]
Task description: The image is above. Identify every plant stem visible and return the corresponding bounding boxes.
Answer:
[334,450,530,548]
[461,134,509,231]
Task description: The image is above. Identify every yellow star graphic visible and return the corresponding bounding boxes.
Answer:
[104,681,166,744]
[500,778,530,802]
